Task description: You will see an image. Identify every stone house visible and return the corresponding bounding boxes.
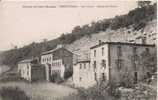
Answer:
[18,59,46,82]
[41,45,73,81]
[73,59,96,88]
[90,41,156,84]
[73,41,156,88]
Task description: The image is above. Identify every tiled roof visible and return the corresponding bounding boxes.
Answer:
[75,59,90,64]
[41,47,73,55]
[18,59,33,64]
[90,42,155,49]
[41,47,60,55]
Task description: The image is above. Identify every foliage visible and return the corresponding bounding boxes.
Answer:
[0,86,30,100]
[64,70,73,79]
[0,3,156,67]
[50,72,64,83]
[76,82,120,100]
[137,1,151,8]
[119,72,134,88]
[140,50,157,73]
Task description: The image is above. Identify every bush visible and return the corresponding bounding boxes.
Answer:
[0,86,30,100]
[76,82,119,100]
[50,72,64,83]
[64,70,73,79]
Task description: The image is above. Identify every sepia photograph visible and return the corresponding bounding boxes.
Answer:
[0,0,157,100]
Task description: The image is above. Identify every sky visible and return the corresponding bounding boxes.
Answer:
[0,1,138,51]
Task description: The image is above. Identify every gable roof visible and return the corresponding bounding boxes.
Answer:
[18,59,33,64]
[90,42,155,49]
[41,47,73,55]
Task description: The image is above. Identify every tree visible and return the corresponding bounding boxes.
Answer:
[138,1,151,8]
[140,50,157,73]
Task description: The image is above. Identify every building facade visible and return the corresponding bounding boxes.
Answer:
[73,59,96,88]
[90,42,156,84]
[18,59,45,82]
[73,41,156,88]
[41,45,73,81]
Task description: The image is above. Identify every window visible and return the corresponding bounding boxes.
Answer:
[117,46,122,57]
[145,48,150,53]
[94,50,96,57]
[84,63,86,69]
[142,37,146,44]
[134,72,138,83]
[102,73,106,81]
[146,72,151,78]
[27,64,29,69]
[47,58,49,62]
[79,77,82,81]
[101,60,106,68]
[27,71,29,75]
[115,59,123,70]
[132,47,138,70]
[80,63,82,69]
[102,47,104,56]
[133,47,137,55]
[94,73,97,81]
[93,61,96,69]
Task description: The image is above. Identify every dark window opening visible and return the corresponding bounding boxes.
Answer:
[84,63,86,69]
[102,47,104,56]
[94,61,96,69]
[134,72,138,84]
[146,72,151,78]
[117,46,122,57]
[80,77,82,81]
[80,63,82,69]
[115,59,123,70]
[94,50,96,57]
[101,60,106,68]
[102,73,106,81]
[94,73,97,81]
[133,47,137,55]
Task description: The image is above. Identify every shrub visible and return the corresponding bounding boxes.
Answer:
[50,72,64,83]
[64,70,73,79]
[77,82,119,100]
[0,86,30,100]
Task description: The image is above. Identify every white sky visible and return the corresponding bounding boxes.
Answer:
[0,1,138,51]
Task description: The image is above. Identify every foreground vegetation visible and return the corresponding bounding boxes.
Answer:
[0,87,30,100]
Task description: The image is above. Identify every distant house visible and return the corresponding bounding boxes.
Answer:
[73,59,95,88]
[41,45,73,81]
[73,41,156,88]
[18,59,46,82]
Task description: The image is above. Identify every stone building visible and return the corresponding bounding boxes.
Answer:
[73,41,156,88]
[18,59,45,82]
[73,59,96,88]
[41,45,73,81]
[90,41,156,84]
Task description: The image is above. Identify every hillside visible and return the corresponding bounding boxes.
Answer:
[0,2,156,67]
[66,19,157,60]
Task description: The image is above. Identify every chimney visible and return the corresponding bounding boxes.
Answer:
[99,40,102,45]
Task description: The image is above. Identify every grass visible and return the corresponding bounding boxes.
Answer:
[0,81,77,100]
[0,86,30,100]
